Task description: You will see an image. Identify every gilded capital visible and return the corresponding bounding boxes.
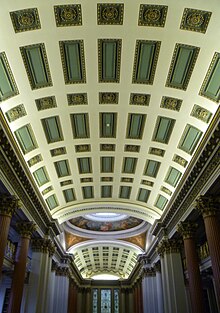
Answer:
[0,194,20,217]
[56,266,69,277]
[177,222,198,239]
[143,267,156,277]
[31,238,55,256]
[195,195,218,218]
[157,239,181,257]
[16,221,36,238]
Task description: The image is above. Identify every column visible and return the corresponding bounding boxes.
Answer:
[142,268,157,313]
[53,266,70,313]
[128,288,134,313]
[76,287,83,313]
[7,221,36,313]
[177,222,205,313]
[24,238,55,313]
[68,279,74,313]
[0,195,18,277]
[45,260,57,312]
[157,239,188,313]
[154,262,164,313]
[196,196,220,308]
[85,287,91,312]
[120,288,126,313]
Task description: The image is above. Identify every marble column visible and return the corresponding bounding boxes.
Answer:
[24,238,55,313]
[142,268,158,313]
[68,279,74,313]
[7,221,36,313]
[45,261,57,313]
[177,222,205,313]
[157,239,188,313]
[0,195,18,277]
[154,263,164,313]
[196,196,220,309]
[53,266,70,313]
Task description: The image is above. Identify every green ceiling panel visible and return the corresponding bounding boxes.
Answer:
[123,157,137,174]
[54,160,70,177]
[101,157,114,173]
[137,188,150,203]
[178,124,202,155]
[126,114,146,139]
[165,167,182,187]
[46,194,58,210]
[63,188,75,202]
[0,52,18,101]
[78,157,92,174]
[98,39,122,83]
[42,116,63,143]
[82,186,94,199]
[33,167,49,186]
[144,160,160,178]
[60,40,86,84]
[166,43,199,90]
[20,43,52,89]
[15,124,37,154]
[200,52,220,102]
[71,113,90,138]
[119,186,131,199]
[155,195,168,210]
[132,40,161,84]
[153,116,175,144]
[100,113,117,137]
[101,185,112,198]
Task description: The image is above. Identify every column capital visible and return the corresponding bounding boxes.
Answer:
[157,239,181,257]
[177,221,198,239]
[0,194,20,217]
[195,195,219,218]
[56,266,70,277]
[31,238,55,256]
[16,221,36,239]
[153,261,161,272]
[143,267,156,277]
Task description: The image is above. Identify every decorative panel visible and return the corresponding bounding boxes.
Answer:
[152,116,175,144]
[15,124,38,154]
[101,290,111,313]
[82,186,94,199]
[100,144,115,151]
[75,145,91,153]
[54,160,70,177]
[54,5,82,27]
[60,180,73,187]
[119,186,131,199]
[173,154,188,167]
[138,4,168,27]
[33,167,49,186]
[42,116,63,143]
[130,93,150,106]
[101,157,114,173]
[63,188,76,202]
[6,104,26,122]
[199,52,220,102]
[132,40,161,84]
[165,167,182,187]
[122,157,137,174]
[149,147,165,157]
[98,39,122,83]
[77,157,92,174]
[60,40,86,84]
[137,188,150,203]
[0,52,19,101]
[160,96,182,111]
[71,113,90,138]
[46,194,58,210]
[141,180,154,187]
[180,8,212,34]
[144,160,160,178]
[101,185,112,198]
[126,114,146,139]
[124,145,140,153]
[178,124,202,155]
[81,178,93,183]
[27,154,42,167]
[101,177,113,182]
[161,186,172,196]
[191,105,212,123]
[99,92,119,104]
[36,96,57,111]
[67,93,87,105]
[20,43,52,89]
[50,147,66,157]
[155,195,168,210]
[42,186,53,195]
[97,3,124,25]
[10,8,41,33]
[100,113,117,137]
[92,289,98,313]
[121,177,133,183]
[166,43,200,90]
[114,289,120,313]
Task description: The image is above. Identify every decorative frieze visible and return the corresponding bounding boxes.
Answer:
[177,221,198,239]
[0,194,20,217]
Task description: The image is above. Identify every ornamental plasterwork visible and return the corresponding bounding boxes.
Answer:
[180,8,212,34]
[67,93,88,105]
[141,180,154,187]
[60,180,73,187]
[138,4,168,27]
[75,144,91,153]
[160,96,182,111]
[160,186,172,196]
[35,96,57,111]
[173,154,188,167]
[10,8,41,33]
[99,92,119,104]
[50,147,66,157]
[81,178,93,183]
[130,93,150,106]
[42,186,53,195]
[97,3,124,25]
[6,104,26,122]
[101,177,113,182]
[100,144,115,151]
[149,147,165,157]
[121,177,133,183]
[125,145,140,153]
[27,154,43,167]
[54,5,82,27]
[191,105,212,123]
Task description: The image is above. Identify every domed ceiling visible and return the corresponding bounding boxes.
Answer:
[0,0,219,279]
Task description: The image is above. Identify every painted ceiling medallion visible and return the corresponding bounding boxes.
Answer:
[97,4,124,25]
[180,8,212,33]
[54,5,82,27]
[138,5,168,27]
[10,8,41,32]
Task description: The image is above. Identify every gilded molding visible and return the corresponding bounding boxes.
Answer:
[138,4,168,27]
[177,221,198,239]
[0,194,20,217]
[54,5,82,27]
[97,3,124,25]
[10,8,41,33]
[180,8,212,34]
[16,221,36,239]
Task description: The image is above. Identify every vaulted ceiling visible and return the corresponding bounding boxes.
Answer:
[0,0,219,279]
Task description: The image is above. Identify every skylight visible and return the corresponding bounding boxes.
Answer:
[91,274,120,280]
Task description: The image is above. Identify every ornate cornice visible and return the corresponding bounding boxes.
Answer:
[195,195,219,218]
[177,221,198,239]
[16,221,36,239]
[0,194,20,217]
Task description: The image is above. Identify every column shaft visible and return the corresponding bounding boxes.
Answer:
[0,215,11,275]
